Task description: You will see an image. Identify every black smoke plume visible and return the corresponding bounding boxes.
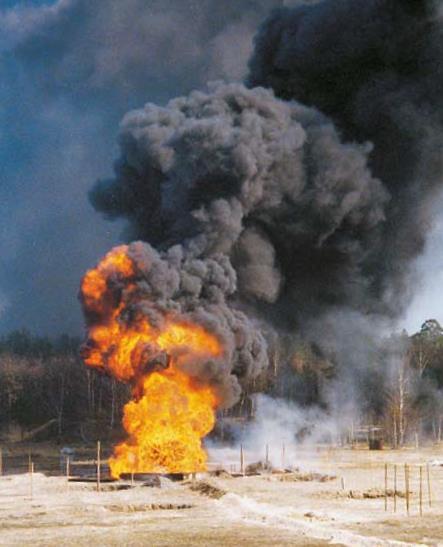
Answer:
[88,81,387,403]
[87,0,443,408]
[249,0,443,316]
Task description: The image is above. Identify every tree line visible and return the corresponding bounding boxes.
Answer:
[1,321,443,446]
[0,330,130,443]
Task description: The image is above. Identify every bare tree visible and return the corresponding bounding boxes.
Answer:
[382,330,417,449]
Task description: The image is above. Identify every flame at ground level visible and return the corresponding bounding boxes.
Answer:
[80,245,224,478]
[109,369,217,477]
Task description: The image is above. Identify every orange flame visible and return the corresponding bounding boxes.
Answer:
[80,246,222,477]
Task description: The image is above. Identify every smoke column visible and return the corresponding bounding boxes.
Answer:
[86,0,443,414]
[249,0,443,316]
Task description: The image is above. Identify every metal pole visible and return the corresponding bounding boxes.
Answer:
[394,464,397,513]
[419,465,423,517]
[384,463,388,512]
[240,444,244,475]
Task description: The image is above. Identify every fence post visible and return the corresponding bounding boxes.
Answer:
[29,461,34,499]
[405,463,409,515]
[427,463,432,508]
[96,441,101,492]
[240,444,244,475]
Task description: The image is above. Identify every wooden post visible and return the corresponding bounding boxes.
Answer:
[281,442,285,469]
[240,444,244,475]
[66,456,70,492]
[96,441,101,492]
[29,461,34,499]
[128,451,135,486]
[384,463,388,512]
[394,464,397,513]
[265,444,269,468]
[427,463,432,508]
[419,465,423,517]
[405,464,410,515]
[0,447,3,476]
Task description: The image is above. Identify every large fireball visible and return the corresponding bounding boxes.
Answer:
[80,246,223,477]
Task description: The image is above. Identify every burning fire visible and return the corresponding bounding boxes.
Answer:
[80,246,223,477]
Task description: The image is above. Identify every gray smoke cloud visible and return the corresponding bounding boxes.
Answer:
[88,81,390,401]
[1,0,283,335]
[120,241,268,406]
[88,1,443,412]
[91,82,388,330]
[12,0,284,104]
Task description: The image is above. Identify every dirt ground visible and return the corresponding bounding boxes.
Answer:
[1,445,443,546]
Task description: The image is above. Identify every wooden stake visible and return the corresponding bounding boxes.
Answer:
[265,444,269,467]
[394,464,397,513]
[29,462,34,499]
[405,464,410,515]
[96,441,101,492]
[0,447,3,476]
[281,442,285,469]
[427,463,432,508]
[65,455,70,493]
[240,444,244,475]
[384,463,388,512]
[131,472,134,487]
[419,465,423,517]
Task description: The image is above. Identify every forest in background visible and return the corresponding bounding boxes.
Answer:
[1,320,443,448]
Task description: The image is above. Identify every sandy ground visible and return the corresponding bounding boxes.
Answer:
[1,446,443,546]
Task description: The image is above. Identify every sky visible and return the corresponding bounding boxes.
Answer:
[0,0,442,338]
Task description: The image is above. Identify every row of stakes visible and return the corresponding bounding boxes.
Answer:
[0,443,438,514]
[0,442,103,498]
[237,444,436,517]
[384,462,433,516]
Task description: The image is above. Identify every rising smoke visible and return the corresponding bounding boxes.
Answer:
[1,0,283,335]
[87,0,443,413]
[249,0,443,315]
[88,80,386,405]
[91,83,387,325]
